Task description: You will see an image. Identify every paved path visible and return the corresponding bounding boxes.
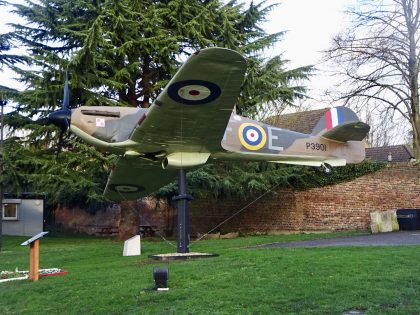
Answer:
[252,231,420,249]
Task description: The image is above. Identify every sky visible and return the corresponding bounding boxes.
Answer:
[263,0,358,107]
[0,0,358,108]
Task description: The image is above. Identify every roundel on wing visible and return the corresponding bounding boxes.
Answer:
[110,184,145,193]
[238,123,267,151]
[167,80,221,105]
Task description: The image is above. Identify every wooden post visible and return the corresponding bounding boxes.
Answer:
[21,232,48,282]
[29,239,40,281]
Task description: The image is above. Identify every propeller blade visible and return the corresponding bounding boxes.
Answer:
[63,72,69,110]
[48,72,71,131]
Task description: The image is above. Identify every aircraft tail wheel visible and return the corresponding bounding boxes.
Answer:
[321,163,333,175]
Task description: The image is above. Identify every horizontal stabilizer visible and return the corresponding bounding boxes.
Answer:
[322,121,370,142]
[311,106,370,142]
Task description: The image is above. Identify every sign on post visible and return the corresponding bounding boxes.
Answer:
[21,231,48,282]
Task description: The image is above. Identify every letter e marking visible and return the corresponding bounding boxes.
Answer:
[268,127,283,151]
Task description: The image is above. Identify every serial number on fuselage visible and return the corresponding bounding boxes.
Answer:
[306,142,327,151]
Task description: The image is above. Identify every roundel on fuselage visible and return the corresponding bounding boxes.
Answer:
[238,123,267,151]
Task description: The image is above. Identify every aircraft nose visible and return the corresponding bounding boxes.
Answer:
[48,109,71,131]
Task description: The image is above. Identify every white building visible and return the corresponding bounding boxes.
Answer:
[2,194,44,236]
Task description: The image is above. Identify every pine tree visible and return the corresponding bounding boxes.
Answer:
[9,0,310,116]
[6,0,313,236]
[0,0,26,85]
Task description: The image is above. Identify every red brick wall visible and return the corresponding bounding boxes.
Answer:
[190,190,297,235]
[53,163,420,236]
[190,163,420,235]
[54,198,174,236]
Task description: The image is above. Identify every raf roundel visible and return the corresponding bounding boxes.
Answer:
[167,80,221,105]
[110,184,144,194]
[238,123,267,151]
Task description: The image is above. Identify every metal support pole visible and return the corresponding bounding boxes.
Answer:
[172,169,192,253]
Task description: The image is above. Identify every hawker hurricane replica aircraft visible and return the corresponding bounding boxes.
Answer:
[49,47,370,201]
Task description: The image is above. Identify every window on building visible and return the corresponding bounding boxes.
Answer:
[2,203,18,220]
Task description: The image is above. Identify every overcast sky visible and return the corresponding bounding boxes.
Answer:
[264,0,358,107]
[1,0,358,107]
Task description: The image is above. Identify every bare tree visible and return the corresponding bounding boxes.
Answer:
[362,103,410,147]
[325,0,420,156]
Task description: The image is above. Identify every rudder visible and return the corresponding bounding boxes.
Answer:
[312,107,370,142]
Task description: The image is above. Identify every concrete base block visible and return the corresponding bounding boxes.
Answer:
[123,235,141,256]
[149,252,218,261]
[370,210,399,233]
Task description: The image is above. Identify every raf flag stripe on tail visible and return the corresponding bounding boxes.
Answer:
[325,107,344,130]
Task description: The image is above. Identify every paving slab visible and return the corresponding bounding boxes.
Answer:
[250,231,420,249]
[149,252,219,260]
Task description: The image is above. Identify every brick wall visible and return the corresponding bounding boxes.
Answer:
[189,163,420,235]
[53,163,420,236]
[54,198,174,236]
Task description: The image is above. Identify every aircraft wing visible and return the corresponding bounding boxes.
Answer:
[104,157,176,201]
[129,47,247,153]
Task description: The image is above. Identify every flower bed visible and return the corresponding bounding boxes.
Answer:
[0,268,68,283]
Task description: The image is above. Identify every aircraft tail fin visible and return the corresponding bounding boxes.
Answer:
[311,107,370,142]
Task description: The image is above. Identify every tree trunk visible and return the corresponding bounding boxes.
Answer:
[405,0,420,158]
[412,117,420,158]
[409,65,420,158]
[117,200,139,241]
[126,82,137,107]
[141,55,152,108]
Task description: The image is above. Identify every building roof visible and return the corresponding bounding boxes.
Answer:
[3,192,46,200]
[265,108,329,134]
[365,145,415,162]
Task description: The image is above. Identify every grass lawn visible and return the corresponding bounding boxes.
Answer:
[1,232,420,315]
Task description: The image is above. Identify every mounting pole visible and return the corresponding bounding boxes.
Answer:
[173,169,192,253]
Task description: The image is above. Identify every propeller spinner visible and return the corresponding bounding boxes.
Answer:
[48,73,71,131]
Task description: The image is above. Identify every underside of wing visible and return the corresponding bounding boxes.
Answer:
[129,47,247,154]
[104,157,176,201]
[215,151,347,166]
